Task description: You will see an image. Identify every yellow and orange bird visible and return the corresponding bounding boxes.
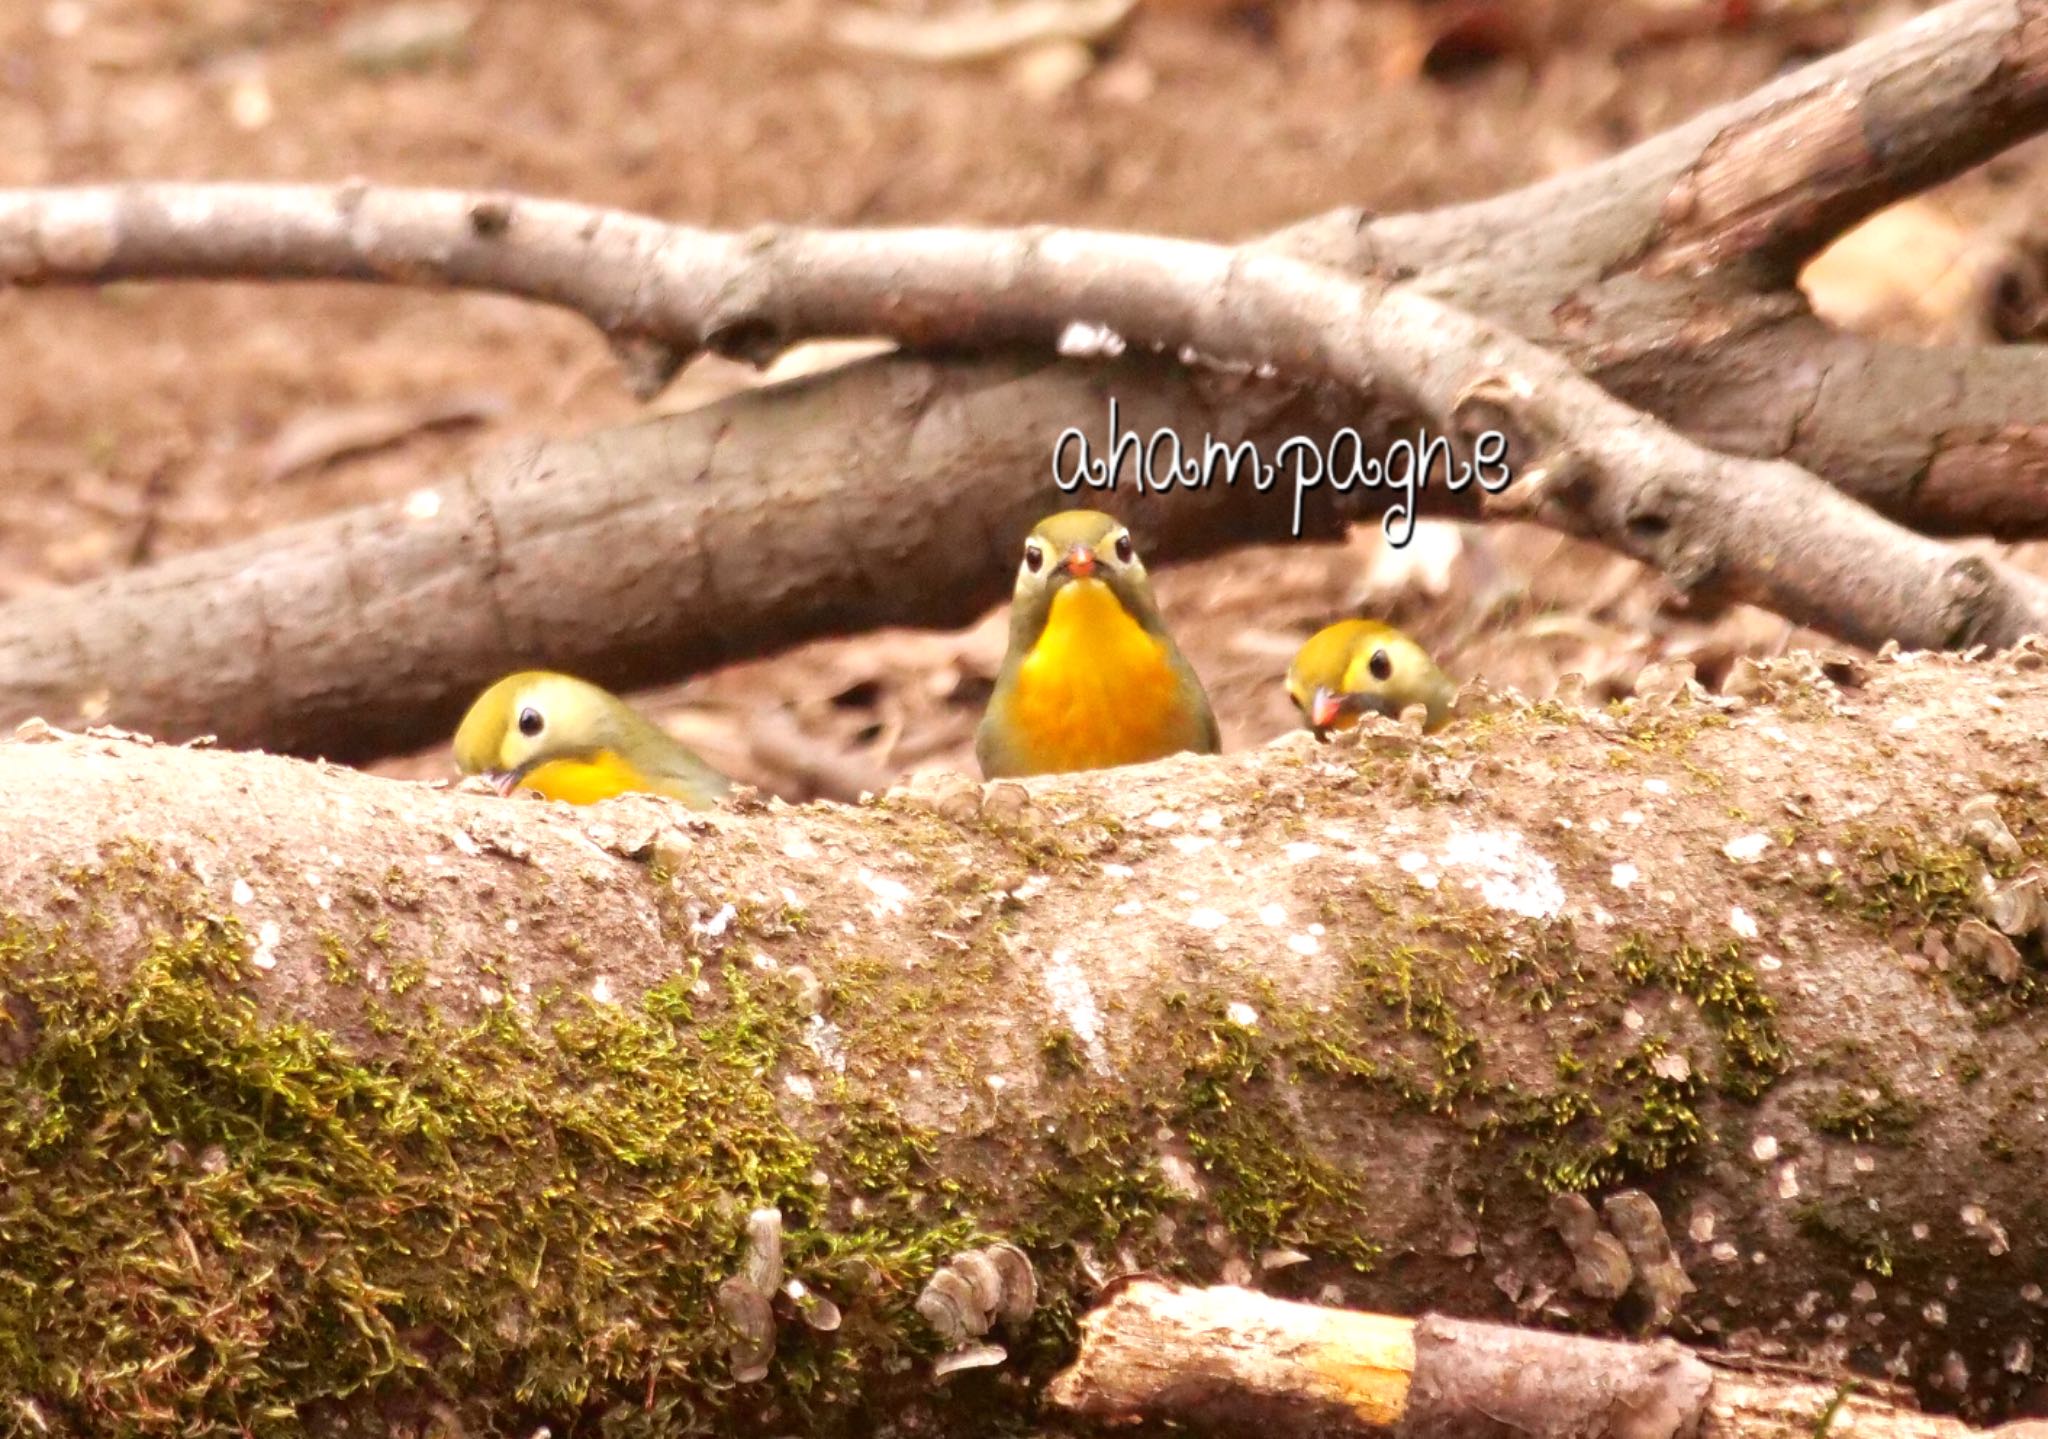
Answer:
[453,671,731,807]
[975,510,1220,779]
[1285,618,1455,738]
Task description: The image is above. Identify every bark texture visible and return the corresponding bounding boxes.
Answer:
[1046,1282,2048,1439]
[0,354,1385,764]
[10,2,2048,758]
[4,650,2048,1433]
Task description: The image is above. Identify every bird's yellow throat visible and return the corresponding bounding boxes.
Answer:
[515,750,651,805]
[1009,578,1179,771]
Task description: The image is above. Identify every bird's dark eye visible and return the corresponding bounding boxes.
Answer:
[518,706,544,738]
[1023,543,1045,574]
[1114,533,1135,564]
[1369,649,1393,682]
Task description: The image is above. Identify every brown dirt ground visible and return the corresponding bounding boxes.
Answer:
[0,0,2031,799]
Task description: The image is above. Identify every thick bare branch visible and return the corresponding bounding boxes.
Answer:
[0,353,1388,763]
[11,0,2048,758]
[4,187,2046,707]
[1046,1282,2048,1439]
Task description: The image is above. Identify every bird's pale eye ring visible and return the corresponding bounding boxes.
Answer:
[1114,532,1135,564]
[1369,649,1393,682]
[518,705,545,738]
[1023,542,1045,574]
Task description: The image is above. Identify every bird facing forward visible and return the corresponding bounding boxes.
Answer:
[976,510,1220,779]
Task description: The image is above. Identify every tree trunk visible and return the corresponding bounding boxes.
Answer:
[3,648,2046,1434]
[0,352,1394,765]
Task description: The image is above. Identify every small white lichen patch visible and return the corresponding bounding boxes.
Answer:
[1752,1134,1779,1162]
[1040,948,1110,1073]
[1283,842,1322,863]
[1759,954,1783,971]
[781,832,820,862]
[1226,1001,1259,1028]
[231,878,254,905]
[1101,862,1135,880]
[1112,899,1143,917]
[404,488,443,521]
[1621,810,1645,828]
[251,919,282,971]
[693,902,737,938]
[857,870,911,918]
[591,976,615,1005]
[1196,810,1223,831]
[1398,851,1429,873]
[1171,835,1215,856]
[805,1014,847,1073]
[1729,906,1759,939]
[1723,832,1770,863]
[1057,319,1125,357]
[1257,903,1287,927]
[1188,908,1228,932]
[1777,1164,1800,1200]
[1644,778,1670,796]
[1145,809,1181,829]
[1437,829,1565,920]
[1159,1153,1204,1199]
[784,1073,816,1102]
[1287,933,1320,957]
[1611,863,1639,890]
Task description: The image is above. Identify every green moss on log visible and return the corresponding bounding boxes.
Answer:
[0,906,987,1437]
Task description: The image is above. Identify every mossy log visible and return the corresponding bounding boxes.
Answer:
[3,649,2048,1436]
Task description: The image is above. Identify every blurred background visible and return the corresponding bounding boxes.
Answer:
[1,0,2035,800]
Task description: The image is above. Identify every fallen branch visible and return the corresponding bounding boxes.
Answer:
[5,651,2048,1427]
[10,0,2048,757]
[828,0,1138,63]
[4,186,2048,755]
[0,351,1385,762]
[1046,1281,2048,1439]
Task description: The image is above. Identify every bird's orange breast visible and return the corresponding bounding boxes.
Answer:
[518,750,651,805]
[1004,579,1186,774]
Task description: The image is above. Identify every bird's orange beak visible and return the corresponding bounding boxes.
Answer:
[1309,687,1344,732]
[1061,545,1097,580]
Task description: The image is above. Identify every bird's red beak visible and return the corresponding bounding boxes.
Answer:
[1310,687,1344,731]
[1062,545,1097,580]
